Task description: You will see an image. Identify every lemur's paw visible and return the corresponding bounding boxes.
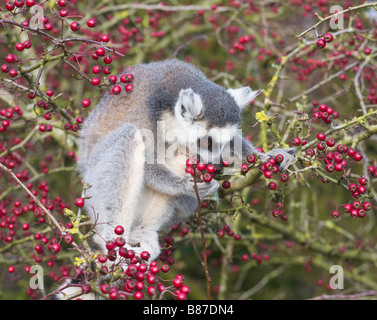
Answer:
[262,148,297,172]
[196,179,219,199]
[128,232,161,262]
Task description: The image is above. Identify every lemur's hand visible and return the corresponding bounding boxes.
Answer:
[260,148,297,172]
[193,179,220,199]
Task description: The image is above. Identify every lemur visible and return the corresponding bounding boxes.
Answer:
[78,59,296,261]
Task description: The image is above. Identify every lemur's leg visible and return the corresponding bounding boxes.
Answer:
[129,193,198,261]
[83,123,145,252]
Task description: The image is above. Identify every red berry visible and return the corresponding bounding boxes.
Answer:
[268,182,277,190]
[9,69,18,77]
[316,38,326,49]
[15,43,24,51]
[246,154,255,163]
[5,54,15,63]
[91,77,101,86]
[134,291,143,300]
[113,225,124,235]
[323,33,333,43]
[120,74,133,83]
[326,138,335,147]
[222,180,231,189]
[82,99,91,108]
[74,197,84,207]
[111,85,121,95]
[140,251,150,260]
[125,84,133,92]
[240,163,249,173]
[115,236,125,247]
[81,284,91,294]
[103,56,112,64]
[292,137,301,146]
[60,9,69,17]
[173,277,183,288]
[106,241,115,251]
[51,243,61,253]
[96,47,105,56]
[100,34,110,42]
[70,22,80,31]
[353,153,363,161]
[363,202,372,211]
[202,172,212,182]
[317,132,326,141]
[331,210,340,219]
[87,18,96,28]
[5,1,15,11]
[8,266,15,273]
[63,234,73,244]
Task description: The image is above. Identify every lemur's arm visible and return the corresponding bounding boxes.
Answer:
[144,163,219,198]
[237,134,296,171]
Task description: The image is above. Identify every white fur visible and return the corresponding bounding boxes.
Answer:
[227,87,260,109]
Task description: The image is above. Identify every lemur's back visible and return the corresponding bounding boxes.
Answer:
[78,59,207,173]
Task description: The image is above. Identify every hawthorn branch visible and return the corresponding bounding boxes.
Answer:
[296,2,377,38]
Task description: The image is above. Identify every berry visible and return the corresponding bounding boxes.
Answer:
[292,137,301,146]
[240,163,249,173]
[120,74,133,83]
[140,251,150,260]
[111,85,121,95]
[317,132,326,141]
[87,18,96,28]
[91,77,101,86]
[103,56,112,64]
[222,180,231,189]
[202,172,212,182]
[206,164,216,173]
[323,33,333,43]
[70,22,80,31]
[5,1,15,11]
[100,34,110,42]
[316,38,326,49]
[268,182,277,190]
[125,84,133,92]
[331,210,340,219]
[74,197,84,207]
[63,234,73,244]
[81,284,91,294]
[81,99,91,108]
[15,43,24,51]
[246,154,255,163]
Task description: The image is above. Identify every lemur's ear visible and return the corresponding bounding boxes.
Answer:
[177,88,203,121]
[227,87,260,110]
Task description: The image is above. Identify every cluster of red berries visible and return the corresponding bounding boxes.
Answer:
[185,158,216,183]
[75,225,191,300]
[316,32,334,49]
[271,202,288,220]
[217,223,241,240]
[312,101,339,124]
[249,153,290,189]
[0,105,23,133]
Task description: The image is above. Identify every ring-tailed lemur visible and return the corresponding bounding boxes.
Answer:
[78,59,296,262]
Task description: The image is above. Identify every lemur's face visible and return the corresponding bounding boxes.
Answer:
[169,87,259,168]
